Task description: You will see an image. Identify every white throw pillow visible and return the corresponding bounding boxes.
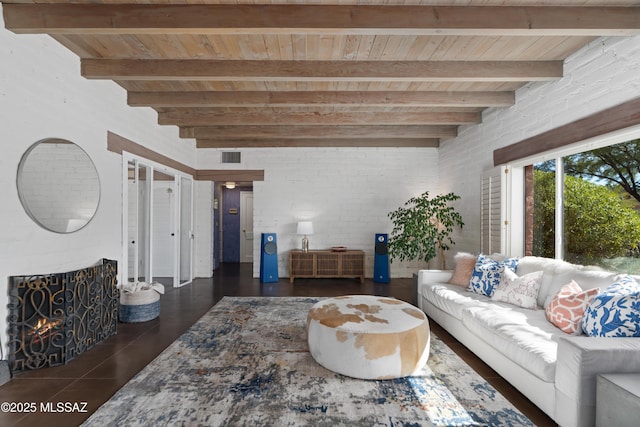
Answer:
[491,269,543,310]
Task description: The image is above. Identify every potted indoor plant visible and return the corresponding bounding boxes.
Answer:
[387,191,464,270]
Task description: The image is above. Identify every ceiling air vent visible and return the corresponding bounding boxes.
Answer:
[221,151,241,164]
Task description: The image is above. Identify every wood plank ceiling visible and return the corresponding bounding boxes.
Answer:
[3,1,640,149]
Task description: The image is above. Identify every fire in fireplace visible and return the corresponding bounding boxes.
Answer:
[29,318,62,344]
[7,259,118,372]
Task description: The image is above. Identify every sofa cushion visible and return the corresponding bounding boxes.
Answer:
[516,257,577,308]
[545,281,600,335]
[448,252,477,287]
[491,269,543,309]
[461,304,559,382]
[469,254,519,297]
[420,281,491,320]
[582,275,640,337]
[542,269,618,309]
[516,256,618,308]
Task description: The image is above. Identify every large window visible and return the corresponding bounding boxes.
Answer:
[529,139,640,274]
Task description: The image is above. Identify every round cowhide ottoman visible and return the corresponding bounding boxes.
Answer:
[306,295,430,380]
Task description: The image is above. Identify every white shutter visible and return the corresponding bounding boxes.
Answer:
[481,166,508,254]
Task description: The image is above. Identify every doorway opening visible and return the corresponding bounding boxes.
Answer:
[123,154,194,288]
[216,182,254,267]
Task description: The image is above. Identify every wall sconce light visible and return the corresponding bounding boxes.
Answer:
[296,221,314,253]
[225,182,236,189]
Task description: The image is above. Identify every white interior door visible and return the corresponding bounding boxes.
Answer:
[126,160,151,283]
[178,176,193,286]
[127,161,138,281]
[240,191,254,263]
[152,173,175,278]
[122,154,194,287]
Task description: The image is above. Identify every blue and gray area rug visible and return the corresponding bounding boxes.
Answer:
[83,297,533,426]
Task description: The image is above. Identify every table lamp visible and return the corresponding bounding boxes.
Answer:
[296,221,314,252]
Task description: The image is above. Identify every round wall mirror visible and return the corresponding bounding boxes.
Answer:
[17,138,101,233]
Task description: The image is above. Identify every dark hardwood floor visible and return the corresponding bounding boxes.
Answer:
[0,263,556,426]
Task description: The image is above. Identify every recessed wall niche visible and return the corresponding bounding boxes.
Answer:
[17,138,100,233]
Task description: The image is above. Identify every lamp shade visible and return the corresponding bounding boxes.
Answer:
[296,221,314,235]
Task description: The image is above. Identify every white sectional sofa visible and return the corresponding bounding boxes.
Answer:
[417,256,640,427]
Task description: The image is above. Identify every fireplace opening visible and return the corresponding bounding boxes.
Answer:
[28,317,63,345]
[8,259,118,372]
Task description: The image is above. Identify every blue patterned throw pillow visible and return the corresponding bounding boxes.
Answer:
[582,275,640,337]
[468,254,519,297]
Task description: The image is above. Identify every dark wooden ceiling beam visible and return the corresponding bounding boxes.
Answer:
[183,125,457,139]
[494,97,640,166]
[196,138,440,148]
[4,5,640,36]
[82,59,563,82]
[157,110,480,126]
[128,90,515,108]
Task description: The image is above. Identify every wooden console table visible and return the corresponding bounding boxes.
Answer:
[289,250,365,284]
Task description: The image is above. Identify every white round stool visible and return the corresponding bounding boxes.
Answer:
[307,295,430,380]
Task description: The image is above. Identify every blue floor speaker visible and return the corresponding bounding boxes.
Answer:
[374,233,390,283]
[260,233,279,283]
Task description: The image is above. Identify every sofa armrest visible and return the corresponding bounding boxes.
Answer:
[555,335,640,427]
[417,269,453,285]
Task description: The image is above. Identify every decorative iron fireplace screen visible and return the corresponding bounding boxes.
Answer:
[7,259,118,372]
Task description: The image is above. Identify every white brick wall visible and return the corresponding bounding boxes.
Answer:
[19,142,100,232]
[197,147,440,278]
[0,14,198,355]
[439,35,640,266]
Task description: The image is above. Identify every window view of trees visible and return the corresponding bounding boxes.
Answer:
[563,140,640,203]
[532,139,640,273]
[532,168,554,259]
